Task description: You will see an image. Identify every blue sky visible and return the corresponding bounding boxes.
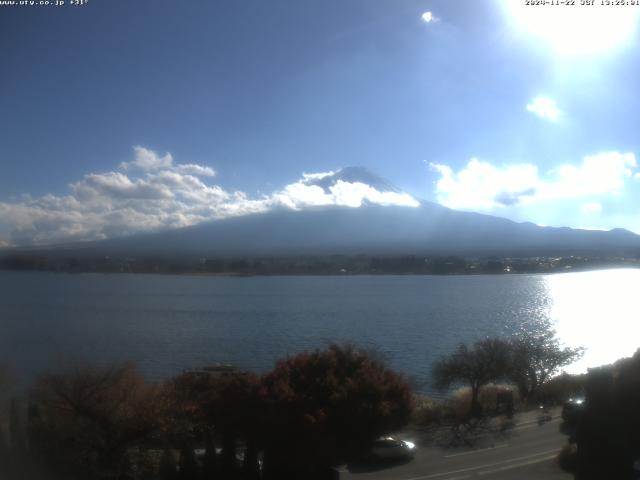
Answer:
[2,0,640,245]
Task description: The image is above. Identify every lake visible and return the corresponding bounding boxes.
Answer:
[0,269,637,393]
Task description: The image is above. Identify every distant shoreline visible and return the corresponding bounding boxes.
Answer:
[1,256,639,277]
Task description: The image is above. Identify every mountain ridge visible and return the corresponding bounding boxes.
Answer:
[9,202,640,259]
[2,167,640,259]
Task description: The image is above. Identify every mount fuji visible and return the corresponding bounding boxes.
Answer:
[31,166,640,258]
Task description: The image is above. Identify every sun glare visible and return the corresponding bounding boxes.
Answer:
[503,1,640,56]
[546,269,640,373]
[421,11,434,23]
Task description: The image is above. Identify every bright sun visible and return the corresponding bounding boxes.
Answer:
[503,1,640,56]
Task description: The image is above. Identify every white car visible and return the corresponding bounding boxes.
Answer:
[371,437,417,460]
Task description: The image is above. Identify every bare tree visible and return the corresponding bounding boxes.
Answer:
[508,325,584,401]
[432,338,511,418]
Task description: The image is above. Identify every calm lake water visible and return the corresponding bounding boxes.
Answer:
[0,269,637,393]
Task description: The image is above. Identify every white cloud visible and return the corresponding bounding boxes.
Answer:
[0,148,419,246]
[273,183,332,209]
[582,202,603,214]
[121,147,216,177]
[270,175,419,210]
[431,152,637,210]
[174,164,216,177]
[430,158,539,210]
[330,180,419,208]
[121,146,174,171]
[301,171,335,182]
[72,172,174,200]
[526,96,564,122]
[543,152,636,198]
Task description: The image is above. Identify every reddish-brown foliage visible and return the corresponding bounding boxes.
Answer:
[261,344,413,469]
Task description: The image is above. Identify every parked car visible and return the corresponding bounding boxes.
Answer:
[370,437,416,460]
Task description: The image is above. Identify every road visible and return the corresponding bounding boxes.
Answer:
[340,409,572,480]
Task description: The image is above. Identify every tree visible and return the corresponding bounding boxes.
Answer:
[507,324,584,401]
[9,398,26,453]
[432,338,511,418]
[0,366,12,472]
[160,371,216,448]
[199,372,262,478]
[260,344,413,477]
[162,369,263,478]
[28,363,161,480]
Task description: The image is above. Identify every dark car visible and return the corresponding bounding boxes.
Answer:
[370,437,417,460]
[562,397,585,425]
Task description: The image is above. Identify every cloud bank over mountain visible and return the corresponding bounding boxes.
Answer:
[0,147,419,247]
[430,152,637,210]
[2,145,639,248]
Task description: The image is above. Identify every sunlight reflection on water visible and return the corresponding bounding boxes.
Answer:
[546,268,640,373]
